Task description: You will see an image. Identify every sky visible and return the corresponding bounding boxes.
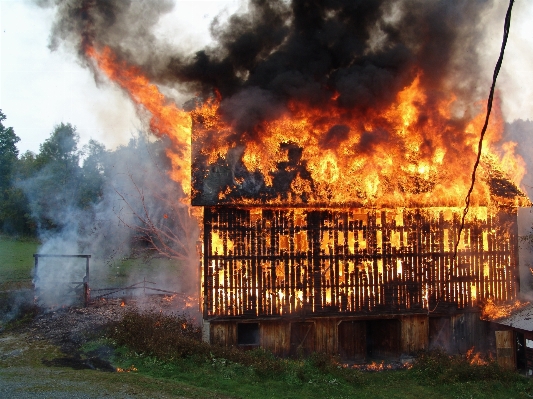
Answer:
[1,0,533,155]
[0,0,243,153]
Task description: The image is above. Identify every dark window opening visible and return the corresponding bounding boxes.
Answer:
[517,332,526,371]
[238,323,259,345]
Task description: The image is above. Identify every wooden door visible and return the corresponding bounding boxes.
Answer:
[495,330,515,369]
[338,321,366,361]
[290,322,315,357]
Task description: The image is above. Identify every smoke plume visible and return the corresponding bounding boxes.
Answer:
[47,0,495,145]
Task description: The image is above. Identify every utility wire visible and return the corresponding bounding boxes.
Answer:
[454,0,514,259]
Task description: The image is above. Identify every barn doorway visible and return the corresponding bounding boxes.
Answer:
[290,322,315,357]
[366,319,401,359]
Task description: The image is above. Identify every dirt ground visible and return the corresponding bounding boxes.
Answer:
[0,296,205,398]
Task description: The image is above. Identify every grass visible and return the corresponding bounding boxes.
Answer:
[0,235,39,290]
[94,310,533,399]
[0,235,182,293]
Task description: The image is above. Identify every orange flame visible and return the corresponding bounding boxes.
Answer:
[85,45,526,209]
[85,46,192,199]
[191,74,526,207]
[465,347,490,366]
[481,297,528,320]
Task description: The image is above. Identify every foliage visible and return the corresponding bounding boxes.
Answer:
[0,110,34,235]
[410,349,522,384]
[15,123,107,236]
[0,110,19,192]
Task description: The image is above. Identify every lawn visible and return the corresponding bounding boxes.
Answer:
[0,236,39,290]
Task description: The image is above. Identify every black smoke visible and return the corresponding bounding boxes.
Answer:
[47,0,493,146]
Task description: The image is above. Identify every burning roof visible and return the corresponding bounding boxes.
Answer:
[483,300,533,329]
[48,1,526,209]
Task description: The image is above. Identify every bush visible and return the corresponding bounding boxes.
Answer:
[410,349,522,385]
[106,310,287,378]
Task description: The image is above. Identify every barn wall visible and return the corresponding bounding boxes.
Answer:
[315,318,337,354]
[203,207,519,319]
[451,312,493,353]
[208,313,499,360]
[261,320,290,357]
[525,331,533,375]
[210,321,237,347]
[337,320,366,361]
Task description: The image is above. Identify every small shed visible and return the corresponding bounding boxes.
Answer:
[489,303,533,372]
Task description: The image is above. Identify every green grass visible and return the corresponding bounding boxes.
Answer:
[93,310,533,399]
[103,348,533,399]
[4,328,533,399]
[0,235,39,290]
[0,235,181,291]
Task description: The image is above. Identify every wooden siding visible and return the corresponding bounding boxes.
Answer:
[208,314,496,359]
[337,321,366,361]
[203,207,519,319]
[495,330,515,369]
[260,321,290,357]
[401,315,428,354]
[210,322,237,347]
[525,331,533,375]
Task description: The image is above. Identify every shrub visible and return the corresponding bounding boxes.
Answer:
[410,349,522,385]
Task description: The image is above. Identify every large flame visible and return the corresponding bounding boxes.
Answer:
[481,297,528,320]
[86,46,192,199]
[191,74,526,207]
[86,46,525,209]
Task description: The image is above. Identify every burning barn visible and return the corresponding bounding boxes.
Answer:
[193,121,529,360]
[60,0,530,361]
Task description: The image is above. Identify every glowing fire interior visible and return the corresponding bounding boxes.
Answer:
[203,206,518,317]
[190,76,526,208]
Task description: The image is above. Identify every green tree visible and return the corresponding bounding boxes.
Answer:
[22,123,82,232]
[0,110,34,235]
[79,139,107,208]
[0,110,19,193]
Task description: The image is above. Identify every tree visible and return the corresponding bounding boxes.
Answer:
[0,110,20,193]
[0,110,34,235]
[79,139,107,208]
[21,123,82,232]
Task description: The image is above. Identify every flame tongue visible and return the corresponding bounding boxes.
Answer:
[86,46,192,199]
[85,46,526,208]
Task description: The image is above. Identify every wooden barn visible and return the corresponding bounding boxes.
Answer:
[196,203,527,361]
[190,101,530,362]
